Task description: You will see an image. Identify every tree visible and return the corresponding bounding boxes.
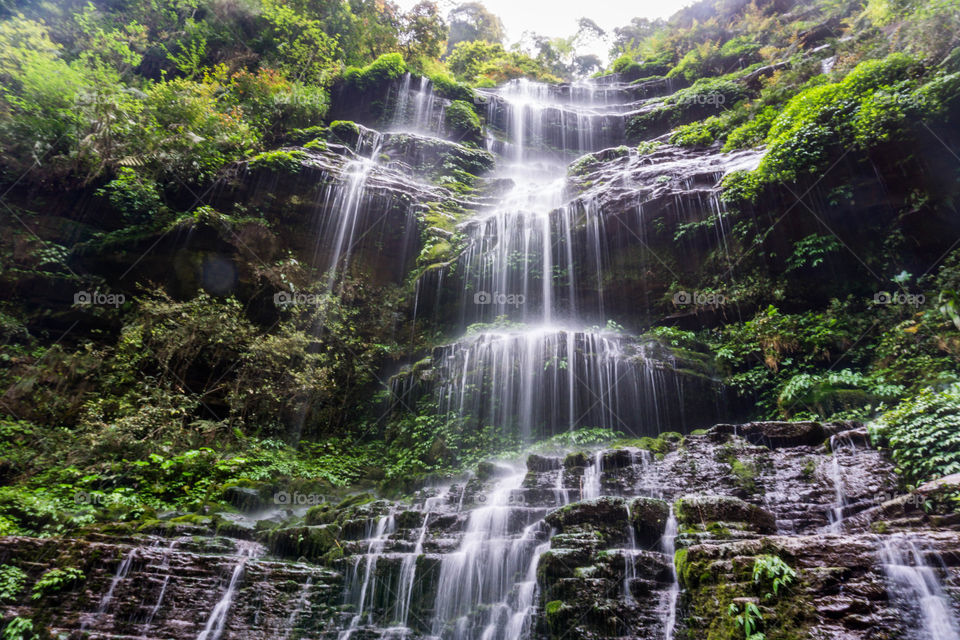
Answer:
[611,17,664,57]
[446,2,504,53]
[400,1,447,60]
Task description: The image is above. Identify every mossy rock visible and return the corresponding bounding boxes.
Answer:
[563,451,588,468]
[628,496,671,544]
[261,524,342,561]
[445,100,482,145]
[328,120,361,147]
[674,495,776,534]
[709,421,826,448]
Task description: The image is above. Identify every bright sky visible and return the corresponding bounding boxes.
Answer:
[395,0,697,61]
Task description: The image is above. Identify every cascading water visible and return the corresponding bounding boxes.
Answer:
[623,501,638,603]
[339,512,397,640]
[430,469,546,640]
[197,540,262,640]
[661,507,680,640]
[582,451,603,500]
[826,433,855,532]
[394,488,450,632]
[879,534,960,640]
[79,548,137,631]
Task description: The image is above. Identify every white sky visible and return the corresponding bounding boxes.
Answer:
[395,0,697,60]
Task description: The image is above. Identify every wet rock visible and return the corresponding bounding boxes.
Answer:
[710,421,827,448]
[675,494,777,534]
[221,485,269,513]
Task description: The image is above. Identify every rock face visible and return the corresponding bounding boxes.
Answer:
[5,424,960,640]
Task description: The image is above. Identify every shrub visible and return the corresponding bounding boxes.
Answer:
[670,116,724,146]
[328,120,361,147]
[758,53,921,180]
[343,52,406,92]
[247,149,307,173]
[31,567,85,599]
[445,100,482,144]
[871,385,960,485]
[96,168,162,225]
[0,565,26,602]
[429,73,474,102]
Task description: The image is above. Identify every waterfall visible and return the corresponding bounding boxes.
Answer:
[281,577,313,640]
[391,73,445,134]
[430,471,544,640]
[431,329,705,441]
[394,488,449,630]
[197,541,261,640]
[623,501,637,603]
[142,538,179,635]
[879,534,960,640]
[340,512,397,640]
[554,465,569,506]
[79,548,137,631]
[825,433,855,532]
[582,451,603,500]
[662,507,680,640]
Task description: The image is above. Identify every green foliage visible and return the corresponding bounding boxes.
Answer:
[723,106,778,150]
[258,0,339,85]
[1,617,35,640]
[428,73,475,103]
[777,369,904,417]
[609,54,671,80]
[447,40,561,85]
[758,53,921,181]
[343,53,407,92]
[871,385,960,485]
[727,601,764,640]
[0,565,26,602]
[628,77,746,140]
[445,100,482,144]
[96,168,162,225]
[247,149,307,173]
[31,567,84,600]
[719,170,763,204]
[752,555,797,599]
[785,234,841,272]
[670,116,724,146]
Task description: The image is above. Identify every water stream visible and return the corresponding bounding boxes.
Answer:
[880,534,960,640]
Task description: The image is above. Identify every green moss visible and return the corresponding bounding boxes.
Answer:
[328,120,361,146]
[248,149,307,173]
[303,138,328,151]
[429,73,475,102]
[342,53,406,92]
[445,100,482,144]
[730,458,758,493]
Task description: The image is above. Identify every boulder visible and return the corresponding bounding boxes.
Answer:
[710,421,826,448]
[675,494,776,534]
